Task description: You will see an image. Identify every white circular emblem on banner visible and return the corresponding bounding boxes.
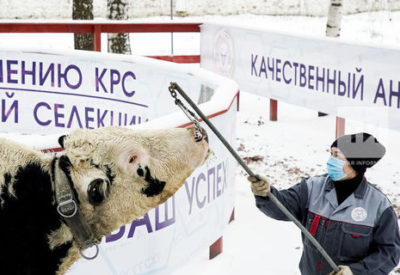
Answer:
[213,29,234,77]
[351,207,367,222]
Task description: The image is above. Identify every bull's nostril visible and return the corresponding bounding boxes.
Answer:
[195,132,203,142]
[192,126,208,143]
[201,128,208,143]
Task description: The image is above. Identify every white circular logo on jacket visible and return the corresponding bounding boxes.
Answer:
[351,207,368,222]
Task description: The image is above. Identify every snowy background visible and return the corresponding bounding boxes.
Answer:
[1,1,400,274]
[1,0,400,19]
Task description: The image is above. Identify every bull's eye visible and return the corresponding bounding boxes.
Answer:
[87,178,110,206]
[129,156,137,164]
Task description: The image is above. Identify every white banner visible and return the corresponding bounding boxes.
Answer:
[0,48,239,275]
[200,23,400,132]
[0,49,209,134]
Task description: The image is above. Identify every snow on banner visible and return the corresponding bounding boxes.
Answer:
[200,23,400,132]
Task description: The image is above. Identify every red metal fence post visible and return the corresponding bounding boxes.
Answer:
[94,25,101,52]
[335,117,345,138]
[270,99,278,121]
[209,237,223,259]
[229,208,235,223]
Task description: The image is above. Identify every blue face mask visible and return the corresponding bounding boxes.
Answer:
[327,156,347,181]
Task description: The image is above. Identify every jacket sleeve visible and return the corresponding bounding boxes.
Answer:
[254,178,309,222]
[349,206,400,275]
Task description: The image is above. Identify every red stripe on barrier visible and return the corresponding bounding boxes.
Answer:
[41,147,63,153]
[100,23,201,33]
[148,55,200,63]
[0,23,201,33]
[179,91,240,128]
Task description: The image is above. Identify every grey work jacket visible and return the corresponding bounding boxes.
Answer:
[255,174,400,275]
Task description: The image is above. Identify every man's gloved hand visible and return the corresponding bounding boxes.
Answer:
[247,175,270,197]
[328,265,353,275]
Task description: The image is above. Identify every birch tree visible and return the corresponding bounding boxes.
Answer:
[107,0,131,54]
[318,0,344,117]
[73,0,94,51]
[176,0,188,17]
[326,0,344,38]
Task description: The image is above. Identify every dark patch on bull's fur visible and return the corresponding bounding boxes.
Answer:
[103,164,115,184]
[58,135,67,149]
[4,172,11,185]
[1,172,12,195]
[90,160,115,185]
[0,163,72,275]
[0,173,12,208]
[139,166,166,197]
[51,157,57,185]
[137,165,144,177]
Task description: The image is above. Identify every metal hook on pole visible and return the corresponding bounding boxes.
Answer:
[168,82,340,273]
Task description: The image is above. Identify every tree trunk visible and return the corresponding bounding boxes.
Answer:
[73,0,94,51]
[318,0,344,117]
[107,0,132,54]
[326,0,344,38]
[176,0,189,17]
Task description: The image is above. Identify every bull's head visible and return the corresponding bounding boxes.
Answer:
[57,126,209,238]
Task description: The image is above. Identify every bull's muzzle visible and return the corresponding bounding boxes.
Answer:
[200,127,208,143]
[194,126,208,143]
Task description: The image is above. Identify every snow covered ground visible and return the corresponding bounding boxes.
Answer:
[1,11,400,274]
[172,13,400,275]
[171,91,400,275]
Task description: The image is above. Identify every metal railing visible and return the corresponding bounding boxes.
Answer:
[0,22,201,63]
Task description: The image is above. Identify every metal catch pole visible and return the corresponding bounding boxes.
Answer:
[168,82,340,273]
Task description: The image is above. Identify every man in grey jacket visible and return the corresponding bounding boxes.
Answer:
[248,133,400,275]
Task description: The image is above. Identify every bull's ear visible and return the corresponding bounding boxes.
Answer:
[58,135,67,149]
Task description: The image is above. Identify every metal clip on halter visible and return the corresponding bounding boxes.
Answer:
[57,195,78,218]
[80,244,100,260]
[169,83,203,142]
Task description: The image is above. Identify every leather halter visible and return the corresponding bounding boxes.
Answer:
[51,156,100,259]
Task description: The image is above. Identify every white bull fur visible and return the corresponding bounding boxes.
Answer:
[0,126,209,275]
